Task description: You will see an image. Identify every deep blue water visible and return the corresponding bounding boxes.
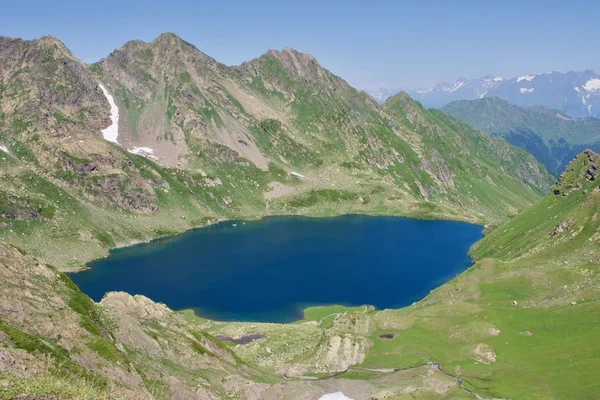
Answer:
[71,215,483,323]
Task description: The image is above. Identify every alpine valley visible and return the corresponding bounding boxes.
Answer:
[0,33,599,400]
[442,97,600,175]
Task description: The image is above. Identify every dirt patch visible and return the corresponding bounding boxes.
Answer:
[264,181,295,199]
[215,333,267,345]
[378,333,396,340]
[211,114,269,170]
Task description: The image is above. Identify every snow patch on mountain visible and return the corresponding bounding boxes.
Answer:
[444,81,465,93]
[0,145,10,155]
[409,70,600,118]
[99,83,162,158]
[583,79,600,92]
[129,147,155,155]
[319,393,354,400]
[517,74,536,82]
[98,84,120,144]
[416,85,435,95]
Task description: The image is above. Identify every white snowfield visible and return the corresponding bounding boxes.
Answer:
[416,85,434,95]
[517,74,536,82]
[0,145,9,154]
[318,393,354,400]
[443,81,465,93]
[129,147,155,155]
[583,78,600,92]
[290,171,305,178]
[520,88,535,93]
[98,83,158,159]
[98,84,120,144]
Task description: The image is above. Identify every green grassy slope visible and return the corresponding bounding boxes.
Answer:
[199,150,600,399]
[359,150,600,398]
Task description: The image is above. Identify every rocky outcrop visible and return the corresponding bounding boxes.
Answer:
[550,218,575,237]
[473,343,497,364]
[552,150,600,195]
[86,174,157,212]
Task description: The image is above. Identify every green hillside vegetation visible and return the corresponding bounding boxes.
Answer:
[1,150,598,399]
[443,97,600,174]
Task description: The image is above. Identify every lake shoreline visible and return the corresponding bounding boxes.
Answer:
[71,215,483,323]
[74,211,486,273]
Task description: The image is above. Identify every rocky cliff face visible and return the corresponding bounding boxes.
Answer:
[0,36,108,134]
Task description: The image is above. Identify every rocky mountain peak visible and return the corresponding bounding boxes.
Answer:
[148,32,217,65]
[0,34,74,62]
[383,91,423,112]
[100,32,219,81]
[382,91,427,126]
[38,34,63,45]
[0,34,106,133]
[240,47,327,84]
[37,35,75,58]
[151,32,191,48]
[385,91,414,103]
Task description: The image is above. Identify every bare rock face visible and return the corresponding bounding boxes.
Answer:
[550,218,575,237]
[260,48,327,85]
[0,35,108,135]
[473,343,497,364]
[101,292,172,320]
[313,334,368,373]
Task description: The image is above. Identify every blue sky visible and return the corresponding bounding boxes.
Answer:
[1,0,599,89]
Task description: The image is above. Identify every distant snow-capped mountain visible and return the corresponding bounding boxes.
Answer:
[365,76,504,105]
[404,70,600,118]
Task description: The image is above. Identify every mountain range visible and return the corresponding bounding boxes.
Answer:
[0,33,551,269]
[367,70,600,118]
[443,97,600,174]
[1,32,599,399]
